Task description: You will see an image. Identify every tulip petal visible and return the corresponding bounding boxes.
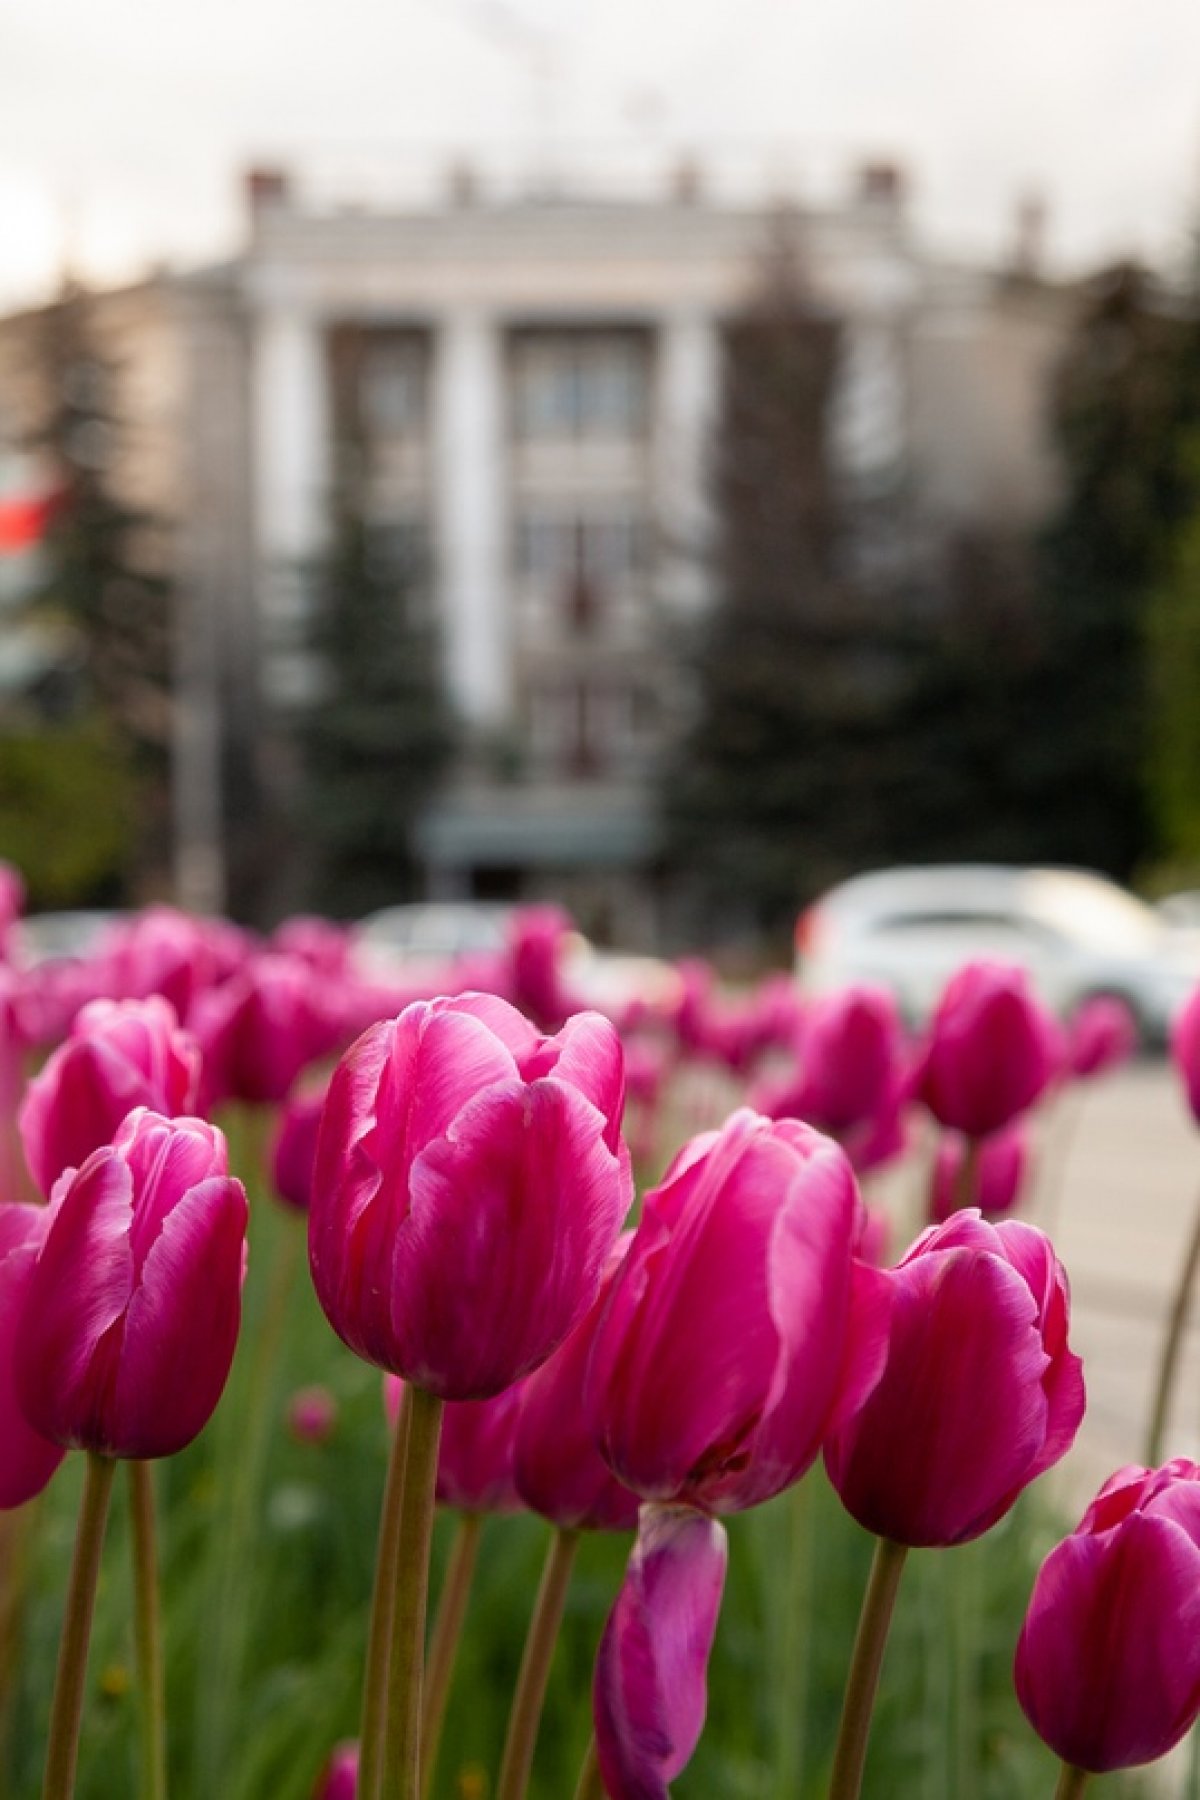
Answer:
[595,1505,727,1800]
[113,1176,248,1458]
[522,1011,627,1152]
[825,1244,1054,1545]
[0,1207,66,1508]
[14,1151,136,1450]
[397,1077,627,1397]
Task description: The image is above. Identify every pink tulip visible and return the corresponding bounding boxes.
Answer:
[1016,1460,1200,1772]
[313,1741,358,1799]
[825,1210,1084,1546]
[0,1205,66,1508]
[20,996,201,1199]
[287,1385,339,1446]
[594,1504,727,1800]
[101,905,231,1022]
[514,1236,640,1532]
[791,986,904,1137]
[1069,995,1138,1079]
[930,1124,1029,1224]
[508,905,578,1030]
[0,862,24,959]
[1172,986,1200,1123]
[270,1082,329,1212]
[586,1109,878,1514]
[193,953,338,1108]
[309,993,631,1400]
[272,915,356,980]
[917,961,1057,1138]
[384,1374,524,1513]
[15,1109,248,1459]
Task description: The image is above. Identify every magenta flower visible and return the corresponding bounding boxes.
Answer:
[101,904,234,1022]
[825,1210,1084,1546]
[515,1236,640,1533]
[270,1082,329,1212]
[594,1505,727,1800]
[15,1109,248,1459]
[0,1204,66,1508]
[313,1741,358,1799]
[930,1124,1029,1224]
[20,996,201,1198]
[193,953,339,1108]
[791,985,904,1137]
[917,961,1057,1138]
[1069,995,1137,1079]
[309,993,631,1400]
[1016,1460,1200,1772]
[287,1385,339,1446]
[384,1373,525,1514]
[586,1109,878,1514]
[1172,985,1200,1123]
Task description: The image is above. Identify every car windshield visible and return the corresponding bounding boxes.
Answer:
[1021,873,1162,953]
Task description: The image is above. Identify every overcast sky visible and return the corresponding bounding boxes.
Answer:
[2,0,1200,307]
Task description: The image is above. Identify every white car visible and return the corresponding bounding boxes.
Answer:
[795,865,1200,1043]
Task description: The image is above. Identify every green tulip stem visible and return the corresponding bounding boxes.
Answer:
[827,1536,909,1800]
[358,1385,412,1800]
[571,1735,605,1800]
[420,1511,483,1800]
[381,1384,444,1800]
[496,1526,580,1800]
[128,1461,168,1800]
[42,1451,117,1800]
[1054,1764,1090,1799]
[1146,1184,1200,1466]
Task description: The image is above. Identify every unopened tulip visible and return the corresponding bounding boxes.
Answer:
[270,1082,328,1212]
[193,953,338,1108]
[1016,1460,1200,1773]
[1069,995,1137,1079]
[917,961,1056,1139]
[0,1204,66,1507]
[515,1238,640,1532]
[587,1109,875,1514]
[792,986,904,1137]
[825,1210,1084,1546]
[930,1124,1029,1224]
[594,1505,727,1800]
[313,1741,358,1800]
[20,996,201,1198]
[508,905,577,1031]
[102,905,231,1021]
[384,1374,524,1514]
[15,1109,248,1459]
[311,993,630,1400]
[287,1385,339,1446]
[1172,986,1200,1122]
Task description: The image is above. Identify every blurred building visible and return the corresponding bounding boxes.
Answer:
[0,161,1072,931]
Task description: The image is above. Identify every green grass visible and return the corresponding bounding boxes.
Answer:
[0,1130,1148,1800]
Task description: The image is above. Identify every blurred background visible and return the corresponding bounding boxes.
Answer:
[4,0,1200,959]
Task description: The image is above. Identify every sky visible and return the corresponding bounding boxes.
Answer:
[2,0,1200,307]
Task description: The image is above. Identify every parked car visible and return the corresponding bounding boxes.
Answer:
[355,903,516,981]
[795,865,1200,1043]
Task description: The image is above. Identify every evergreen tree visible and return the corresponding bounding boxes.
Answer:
[301,436,455,917]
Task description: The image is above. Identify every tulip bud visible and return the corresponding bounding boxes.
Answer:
[792,985,904,1137]
[930,1125,1029,1224]
[193,953,339,1109]
[1172,986,1200,1123]
[384,1374,524,1514]
[825,1211,1084,1546]
[270,1082,328,1212]
[287,1385,338,1446]
[313,1741,358,1800]
[309,993,631,1400]
[102,904,230,1022]
[0,1204,66,1508]
[917,961,1057,1138]
[1069,995,1137,1079]
[15,1109,248,1459]
[20,996,201,1198]
[514,1236,640,1532]
[587,1109,876,1514]
[1016,1460,1200,1772]
[594,1504,727,1800]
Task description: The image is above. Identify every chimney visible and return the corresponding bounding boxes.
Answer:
[855,161,905,214]
[244,167,291,233]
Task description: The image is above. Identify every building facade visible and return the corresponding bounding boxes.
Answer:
[0,163,1073,933]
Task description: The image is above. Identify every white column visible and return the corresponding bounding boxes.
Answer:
[252,303,331,564]
[432,310,509,727]
[654,309,721,615]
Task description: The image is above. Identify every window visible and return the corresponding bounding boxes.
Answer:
[512,334,647,442]
[361,337,427,438]
[514,507,647,587]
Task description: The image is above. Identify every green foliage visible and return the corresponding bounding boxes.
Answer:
[0,717,135,906]
[1144,444,1200,873]
[300,451,456,918]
